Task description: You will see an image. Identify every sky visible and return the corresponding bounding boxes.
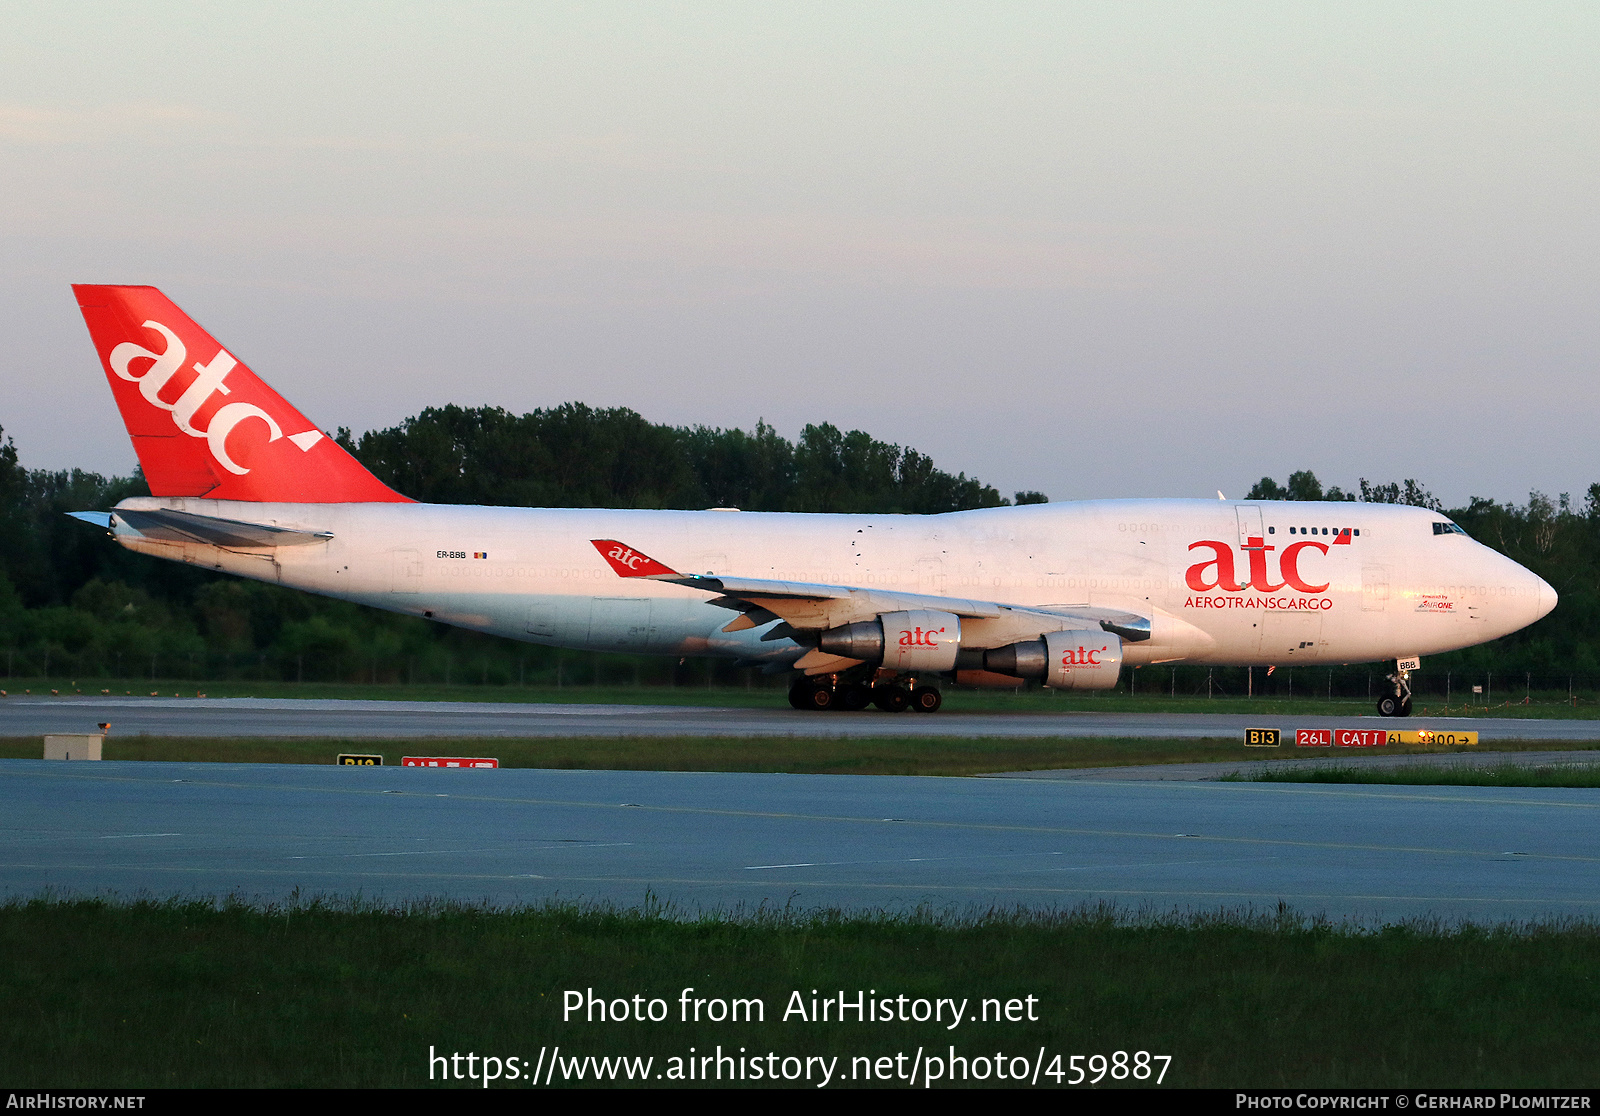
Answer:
[1,2,1596,507]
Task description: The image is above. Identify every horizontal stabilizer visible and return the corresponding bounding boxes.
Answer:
[107,508,333,549]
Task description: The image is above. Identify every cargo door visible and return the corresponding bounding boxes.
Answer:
[1258,609,1325,660]
[526,597,590,645]
[525,600,559,638]
[588,598,653,652]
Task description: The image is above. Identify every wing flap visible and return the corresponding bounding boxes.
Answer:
[792,648,864,676]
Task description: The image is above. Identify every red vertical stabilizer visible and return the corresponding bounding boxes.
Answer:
[72,285,410,502]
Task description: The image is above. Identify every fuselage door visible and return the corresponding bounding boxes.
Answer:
[1362,565,1390,612]
[1236,506,1264,546]
[390,548,422,594]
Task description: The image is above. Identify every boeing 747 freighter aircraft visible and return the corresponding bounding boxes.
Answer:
[68,286,1556,714]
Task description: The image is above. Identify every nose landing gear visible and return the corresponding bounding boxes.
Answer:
[1376,661,1414,717]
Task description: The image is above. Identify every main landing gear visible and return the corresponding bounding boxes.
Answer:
[1376,662,1414,717]
[788,678,943,713]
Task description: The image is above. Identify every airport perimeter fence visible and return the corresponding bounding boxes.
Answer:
[0,642,781,692]
[1130,663,1594,711]
[0,640,1596,711]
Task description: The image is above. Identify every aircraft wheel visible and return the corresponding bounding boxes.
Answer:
[837,683,873,711]
[790,681,834,711]
[1376,694,1401,717]
[909,686,943,713]
[1399,696,1413,717]
[804,684,836,711]
[872,687,910,713]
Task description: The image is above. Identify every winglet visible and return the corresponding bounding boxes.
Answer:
[591,540,680,578]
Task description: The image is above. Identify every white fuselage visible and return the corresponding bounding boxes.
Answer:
[110,496,1556,669]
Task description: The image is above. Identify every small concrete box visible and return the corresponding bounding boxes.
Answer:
[44,734,103,761]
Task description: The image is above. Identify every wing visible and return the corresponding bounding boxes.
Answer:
[590,538,1150,674]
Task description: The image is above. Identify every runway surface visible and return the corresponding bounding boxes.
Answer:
[4,759,1598,923]
[3,695,1599,741]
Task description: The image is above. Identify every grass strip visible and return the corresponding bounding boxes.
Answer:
[3,896,1599,1088]
[1225,761,1600,788]
[4,734,1595,775]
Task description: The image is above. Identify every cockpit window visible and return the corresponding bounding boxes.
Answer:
[1433,522,1467,536]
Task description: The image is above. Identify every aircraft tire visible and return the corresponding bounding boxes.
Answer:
[872,687,911,713]
[1376,695,1401,717]
[790,681,834,711]
[837,683,873,711]
[1399,696,1413,717]
[805,684,836,711]
[909,687,943,713]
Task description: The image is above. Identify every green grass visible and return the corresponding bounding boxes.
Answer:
[5,734,1597,775]
[1226,762,1600,788]
[3,676,1595,717]
[3,896,1599,1088]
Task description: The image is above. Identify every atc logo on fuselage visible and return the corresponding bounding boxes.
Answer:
[1184,535,1343,611]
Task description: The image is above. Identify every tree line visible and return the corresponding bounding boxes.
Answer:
[335,403,1044,514]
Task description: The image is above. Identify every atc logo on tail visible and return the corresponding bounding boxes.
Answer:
[74,285,407,503]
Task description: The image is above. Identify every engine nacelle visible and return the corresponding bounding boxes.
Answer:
[818,609,961,672]
[983,630,1123,690]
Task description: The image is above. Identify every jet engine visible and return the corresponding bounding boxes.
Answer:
[983,630,1124,690]
[818,609,961,672]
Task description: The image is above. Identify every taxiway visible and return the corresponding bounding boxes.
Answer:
[3,759,1597,923]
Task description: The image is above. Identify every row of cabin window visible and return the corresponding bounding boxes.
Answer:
[1265,527,1358,537]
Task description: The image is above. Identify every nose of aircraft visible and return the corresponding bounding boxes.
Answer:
[1534,571,1558,622]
